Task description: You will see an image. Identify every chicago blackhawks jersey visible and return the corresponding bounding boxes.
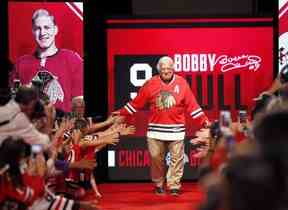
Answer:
[12,49,83,112]
[65,144,82,183]
[120,74,208,141]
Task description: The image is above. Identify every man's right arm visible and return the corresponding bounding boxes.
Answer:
[117,81,150,116]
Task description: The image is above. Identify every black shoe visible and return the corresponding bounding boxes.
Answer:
[154,186,165,195]
[170,188,180,196]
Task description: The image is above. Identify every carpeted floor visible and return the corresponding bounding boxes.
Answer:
[95,182,204,210]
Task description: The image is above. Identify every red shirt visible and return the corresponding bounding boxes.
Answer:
[13,49,83,112]
[65,144,82,183]
[0,173,45,206]
[120,74,208,140]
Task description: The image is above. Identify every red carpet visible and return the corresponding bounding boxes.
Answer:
[95,182,205,210]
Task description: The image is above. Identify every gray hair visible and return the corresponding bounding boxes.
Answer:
[72,96,84,107]
[156,56,174,71]
[32,9,56,26]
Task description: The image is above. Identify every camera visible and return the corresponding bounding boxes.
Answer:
[31,144,43,154]
[238,110,247,124]
[209,120,222,140]
[220,111,231,128]
[10,79,21,99]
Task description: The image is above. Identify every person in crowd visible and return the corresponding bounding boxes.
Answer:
[254,64,288,101]
[197,94,288,210]
[224,155,279,210]
[69,96,125,134]
[0,137,99,210]
[62,114,135,199]
[0,87,50,147]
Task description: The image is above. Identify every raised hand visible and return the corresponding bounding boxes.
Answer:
[102,133,119,145]
[119,124,136,136]
[113,115,125,124]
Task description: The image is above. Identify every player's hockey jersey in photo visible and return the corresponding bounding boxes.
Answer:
[120,74,208,141]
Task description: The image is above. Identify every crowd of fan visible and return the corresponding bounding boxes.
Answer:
[2,76,288,210]
[195,82,288,210]
[0,86,135,210]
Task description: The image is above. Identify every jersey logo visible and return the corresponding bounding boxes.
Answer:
[156,90,176,110]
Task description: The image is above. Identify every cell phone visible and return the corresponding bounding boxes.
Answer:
[31,144,43,154]
[238,110,247,124]
[225,135,235,154]
[220,111,231,128]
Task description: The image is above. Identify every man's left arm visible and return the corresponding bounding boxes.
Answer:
[184,82,209,128]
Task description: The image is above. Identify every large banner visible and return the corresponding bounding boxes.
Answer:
[279,0,288,73]
[107,18,274,181]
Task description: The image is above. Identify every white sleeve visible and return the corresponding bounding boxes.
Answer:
[13,113,50,146]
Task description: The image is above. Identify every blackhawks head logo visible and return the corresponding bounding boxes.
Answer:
[156,90,176,110]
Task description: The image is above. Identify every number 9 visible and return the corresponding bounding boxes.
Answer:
[130,63,152,99]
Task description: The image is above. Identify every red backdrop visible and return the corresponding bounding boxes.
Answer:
[107,18,274,137]
[106,18,274,181]
[8,2,83,63]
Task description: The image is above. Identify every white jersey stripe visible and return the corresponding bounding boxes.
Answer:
[127,103,137,113]
[50,196,61,210]
[124,105,133,114]
[192,111,204,119]
[148,123,185,127]
[147,130,185,141]
[191,108,202,115]
[148,127,185,132]
[58,197,67,210]
[66,200,74,210]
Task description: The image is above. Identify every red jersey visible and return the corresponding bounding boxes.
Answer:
[0,173,45,207]
[120,74,208,141]
[13,49,83,112]
[65,142,95,183]
[65,144,82,183]
[82,135,99,160]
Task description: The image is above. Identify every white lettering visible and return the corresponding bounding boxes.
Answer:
[199,54,207,71]
[183,54,190,72]
[191,54,198,72]
[174,54,182,72]
[172,53,261,73]
[208,54,216,71]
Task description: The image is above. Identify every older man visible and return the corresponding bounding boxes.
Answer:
[116,56,209,196]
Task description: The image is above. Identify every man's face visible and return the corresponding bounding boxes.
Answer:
[73,99,85,118]
[32,15,58,50]
[159,61,174,82]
